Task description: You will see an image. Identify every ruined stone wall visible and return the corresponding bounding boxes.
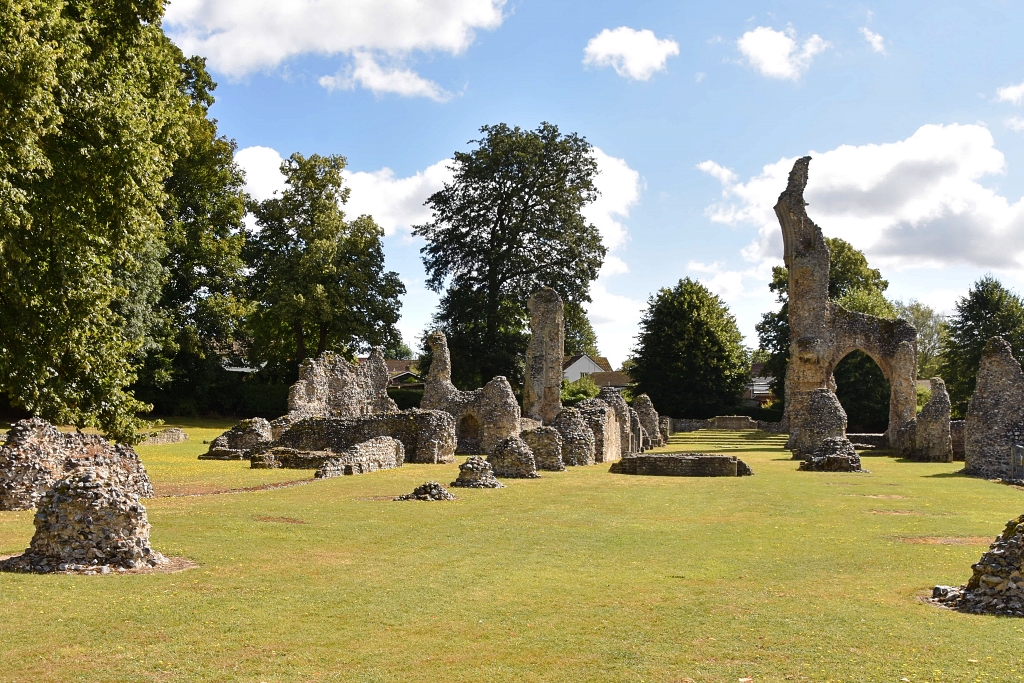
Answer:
[268,410,455,465]
[575,399,621,463]
[965,337,1024,479]
[315,437,405,478]
[488,436,539,478]
[522,426,564,471]
[421,330,520,454]
[0,466,164,574]
[610,454,751,477]
[551,408,595,466]
[788,388,848,459]
[286,347,397,421]
[631,394,662,448]
[597,388,637,455]
[523,288,564,425]
[0,418,152,511]
[671,418,711,432]
[709,416,759,430]
[140,428,188,446]
[776,156,918,454]
[201,418,273,460]
[914,378,953,462]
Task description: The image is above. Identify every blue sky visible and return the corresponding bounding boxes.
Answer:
[164,0,1024,368]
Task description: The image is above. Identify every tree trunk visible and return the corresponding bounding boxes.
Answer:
[316,324,328,357]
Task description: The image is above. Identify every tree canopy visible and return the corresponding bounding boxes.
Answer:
[938,276,1024,416]
[630,278,748,418]
[413,122,606,388]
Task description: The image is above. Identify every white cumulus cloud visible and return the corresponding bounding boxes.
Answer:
[165,0,505,78]
[319,53,451,102]
[997,79,1024,105]
[696,160,737,185]
[860,27,886,54]
[700,123,1024,271]
[344,160,453,236]
[583,27,680,81]
[235,146,286,201]
[1007,117,1024,133]
[737,26,828,80]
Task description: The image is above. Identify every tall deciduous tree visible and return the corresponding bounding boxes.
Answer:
[0,0,190,442]
[938,276,1024,416]
[895,299,945,379]
[413,122,606,388]
[245,153,405,379]
[631,278,748,418]
[564,302,599,357]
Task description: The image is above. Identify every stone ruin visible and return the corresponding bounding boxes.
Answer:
[632,394,663,448]
[911,378,953,462]
[709,416,759,430]
[551,407,596,466]
[252,411,454,470]
[395,481,456,501]
[932,513,1024,617]
[776,157,918,454]
[523,288,564,425]
[203,347,458,476]
[421,330,520,455]
[964,337,1024,481]
[659,417,671,444]
[0,465,166,574]
[522,426,565,471]
[798,436,865,473]
[200,418,273,460]
[285,347,397,422]
[140,427,188,446]
[450,456,504,488]
[611,453,752,477]
[788,388,850,459]
[0,418,153,511]
[487,436,539,478]
[574,399,622,463]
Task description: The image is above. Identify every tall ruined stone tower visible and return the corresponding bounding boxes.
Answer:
[523,288,565,424]
[775,157,918,452]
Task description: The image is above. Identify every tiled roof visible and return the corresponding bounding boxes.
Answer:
[562,354,613,372]
[590,371,632,388]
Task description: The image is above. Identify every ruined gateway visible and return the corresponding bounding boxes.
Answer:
[776,157,918,456]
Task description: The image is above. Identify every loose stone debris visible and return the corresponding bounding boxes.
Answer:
[395,482,456,501]
[450,456,505,489]
[0,418,153,511]
[0,466,166,575]
[932,514,1024,617]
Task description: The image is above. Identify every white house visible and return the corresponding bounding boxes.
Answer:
[563,354,613,382]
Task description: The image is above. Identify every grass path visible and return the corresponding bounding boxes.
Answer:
[1,426,1022,682]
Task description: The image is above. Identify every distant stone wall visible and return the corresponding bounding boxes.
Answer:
[709,415,758,430]
[0,418,152,512]
[756,420,786,433]
[286,347,397,421]
[267,410,455,465]
[316,437,405,478]
[671,419,710,432]
[610,453,752,477]
[140,428,188,446]
[965,337,1024,480]
[421,331,520,454]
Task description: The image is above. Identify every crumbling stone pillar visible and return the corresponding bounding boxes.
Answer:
[632,394,663,448]
[789,388,848,459]
[551,408,596,466]
[524,288,565,425]
[915,378,953,463]
[965,337,1024,480]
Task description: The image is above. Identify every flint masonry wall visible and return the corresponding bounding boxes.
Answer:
[523,288,564,425]
[965,337,1024,480]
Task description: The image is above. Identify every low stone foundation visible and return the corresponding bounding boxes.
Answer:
[0,466,165,574]
[932,514,1024,617]
[450,456,504,488]
[140,428,189,446]
[610,453,752,477]
[709,415,758,430]
[250,436,404,478]
[846,433,886,449]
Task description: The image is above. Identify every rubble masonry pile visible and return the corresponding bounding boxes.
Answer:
[798,436,865,473]
[610,453,752,477]
[200,418,273,460]
[450,456,504,488]
[0,466,165,574]
[312,437,405,478]
[551,407,596,466]
[395,482,456,501]
[487,436,539,478]
[522,426,564,471]
[0,418,152,511]
[933,514,1024,617]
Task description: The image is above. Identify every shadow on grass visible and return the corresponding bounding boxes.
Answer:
[923,471,969,479]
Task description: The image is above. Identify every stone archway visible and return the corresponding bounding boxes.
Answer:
[456,413,482,455]
[776,157,918,453]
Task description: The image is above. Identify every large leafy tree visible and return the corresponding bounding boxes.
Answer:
[631,278,748,418]
[413,122,606,388]
[938,276,1024,417]
[245,152,405,380]
[564,302,599,357]
[756,238,894,428]
[0,0,191,442]
[895,299,945,379]
[133,55,250,414]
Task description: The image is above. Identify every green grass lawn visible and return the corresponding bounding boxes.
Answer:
[1,425,1022,682]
